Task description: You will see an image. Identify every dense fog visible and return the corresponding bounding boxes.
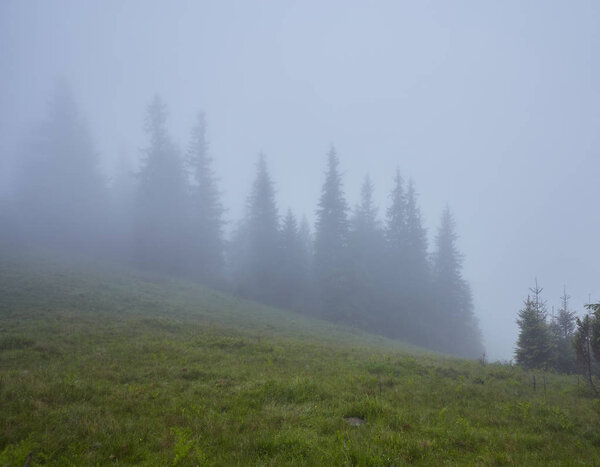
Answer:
[1,1,599,360]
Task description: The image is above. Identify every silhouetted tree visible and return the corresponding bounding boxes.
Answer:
[348,175,385,329]
[278,209,311,310]
[405,180,429,283]
[515,282,553,369]
[134,95,187,273]
[549,288,577,373]
[385,170,408,263]
[574,305,600,392]
[383,170,410,334]
[432,206,483,357]
[554,289,577,339]
[402,180,433,344]
[14,80,107,250]
[186,112,225,284]
[233,154,280,303]
[313,146,350,320]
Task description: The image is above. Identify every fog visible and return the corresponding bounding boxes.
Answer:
[1,0,599,360]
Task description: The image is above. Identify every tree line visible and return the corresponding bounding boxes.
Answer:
[515,282,600,384]
[1,84,483,358]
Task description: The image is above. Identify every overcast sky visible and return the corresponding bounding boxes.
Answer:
[1,0,599,360]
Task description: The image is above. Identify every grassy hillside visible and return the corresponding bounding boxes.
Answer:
[1,251,599,465]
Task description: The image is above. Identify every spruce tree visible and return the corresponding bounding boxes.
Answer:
[134,95,187,273]
[405,180,429,280]
[279,209,311,310]
[432,206,483,357]
[574,303,600,388]
[298,215,315,311]
[403,179,433,344]
[549,288,577,372]
[349,175,385,329]
[233,154,280,303]
[186,112,225,284]
[314,146,350,321]
[385,170,408,263]
[383,170,410,335]
[15,80,107,250]
[554,288,577,340]
[514,282,553,369]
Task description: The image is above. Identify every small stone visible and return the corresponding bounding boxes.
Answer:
[344,417,366,426]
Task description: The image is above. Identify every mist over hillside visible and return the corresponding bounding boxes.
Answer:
[1,1,599,360]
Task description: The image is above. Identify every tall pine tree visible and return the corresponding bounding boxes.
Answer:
[432,206,483,357]
[515,282,553,369]
[573,303,600,389]
[349,175,385,329]
[385,170,408,264]
[134,95,187,273]
[14,80,107,250]
[233,154,280,304]
[549,288,577,372]
[405,180,429,286]
[314,146,350,321]
[383,170,410,335]
[403,179,433,344]
[186,112,225,284]
[278,209,311,310]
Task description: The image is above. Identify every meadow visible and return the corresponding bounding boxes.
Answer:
[1,251,599,465]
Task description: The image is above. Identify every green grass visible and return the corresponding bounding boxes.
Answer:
[1,251,599,465]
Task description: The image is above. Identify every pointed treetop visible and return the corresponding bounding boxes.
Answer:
[188,111,209,159]
[145,94,168,135]
[354,174,379,229]
[386,168,408,246]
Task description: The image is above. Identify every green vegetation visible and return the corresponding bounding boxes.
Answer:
[1,252,600,465]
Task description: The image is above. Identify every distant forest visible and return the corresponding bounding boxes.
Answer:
[0,84,483,358]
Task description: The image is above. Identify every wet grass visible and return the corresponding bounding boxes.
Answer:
[1,251,599,465]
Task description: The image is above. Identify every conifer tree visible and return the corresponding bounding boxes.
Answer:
[554,288,577,340]
[574,303,600,389]
[15,80,107,249]
[385,170,408,263]
[403,179,433,343]
[134,95,187,273]
[233,154,280,303]
[314,146,350,320]
[186,112,225,283]
[405,180,430,283]
[549,288,577,372]
[279,209,311,310]
[515,282,553,369]
[432,206,483,357]
[383,170,410,334]
[349,175,385,329]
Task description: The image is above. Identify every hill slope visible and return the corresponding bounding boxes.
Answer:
[1,251,599,465]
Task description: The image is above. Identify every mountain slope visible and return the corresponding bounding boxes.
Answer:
[1,251,599,465]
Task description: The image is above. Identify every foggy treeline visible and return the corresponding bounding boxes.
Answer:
[0,83,483,358]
